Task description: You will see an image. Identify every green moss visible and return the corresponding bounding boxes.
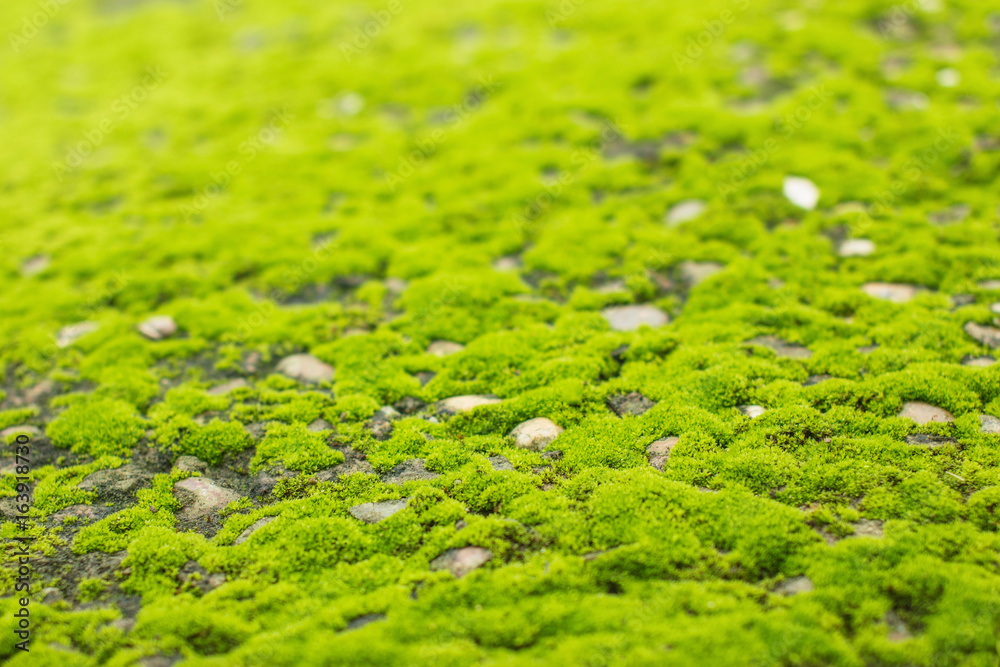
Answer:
[252,423,344,474]
[46,398,145,457]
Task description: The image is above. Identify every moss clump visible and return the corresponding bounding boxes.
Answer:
[252,423,344,474]
[46,398,145,457]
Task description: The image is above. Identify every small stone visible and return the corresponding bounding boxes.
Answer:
[493,256,521,271]
[307,418,333,432]
[348,498,408,524]
[242,351,262,373]
[21,255,50,276]
[602,304,669,331]
[964,322,1000,349]
[963,356,996,367]
[78,465,148,496]
[745,335,812,359]
[276,354,334,383]
[804,374,832,386]
[885,610,911,643]
[488,456,514,471]
[382,459,439,484]
[739,405,767,419]
[344,614,386,631]
[415,371,436,386]
[174,456,208,474]
[427,340,465,357]
[991,303,1000,315]
[41,587,63,605]
[981,415,1000,434]
[376,406,401,420]
[898,401,954,424]
[367,415,394,441]
[838,239,876,257]
[56,322,99,348]
[430,546,493,578]
[936,67,961,87]
[393,396,426,414]
[607,392,656,417]
[679,261,723,286]
[862,283,920,303]
[774,576,814,596]
[206,378,248,395]
[233,516,276,545]
[173,478,240,519]
[664,199,706,226]
[928,203,969,225]
[509,418,563,451]
[783,176,820,210]
[852,519,885,539]
[137,315,177,341]
[979,280,1000,290]
[905,434,956,447]
[952,294,976,308]
[385,277,408,293]
[595,279,627,294]
[646,436,678,471]
[437,394,501,415]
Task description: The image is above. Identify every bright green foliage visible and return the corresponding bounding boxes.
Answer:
[3,0,1000,665]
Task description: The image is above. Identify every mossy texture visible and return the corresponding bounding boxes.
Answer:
[1,0,1000,665]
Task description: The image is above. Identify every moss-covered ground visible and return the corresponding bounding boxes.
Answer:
[2,0,1000,664]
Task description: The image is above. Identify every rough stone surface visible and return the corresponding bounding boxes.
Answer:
[905,434,956,447]
[489,456,514,471]
[137,315,178,340]
[601,304,669,331]
[78,465,149,498]
[981,415,1000,434]
[348,498,408,524]
[427,340,465,357]
[862,283,920,303]
[382,459,440,484]
[898,402,954,424]
[852,519,885,539]
[430,547,493,578]
[964,321,1000,349]
[509,417,563,450]
[276,354,335,383]
[174,456,208,474]
[437,394,501,415]
[314,459,376,483]
[233,516,276,545]
[646,436,678,471]
[607,392,656,417]
[173,478,240,519]
[962,356,996,367]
